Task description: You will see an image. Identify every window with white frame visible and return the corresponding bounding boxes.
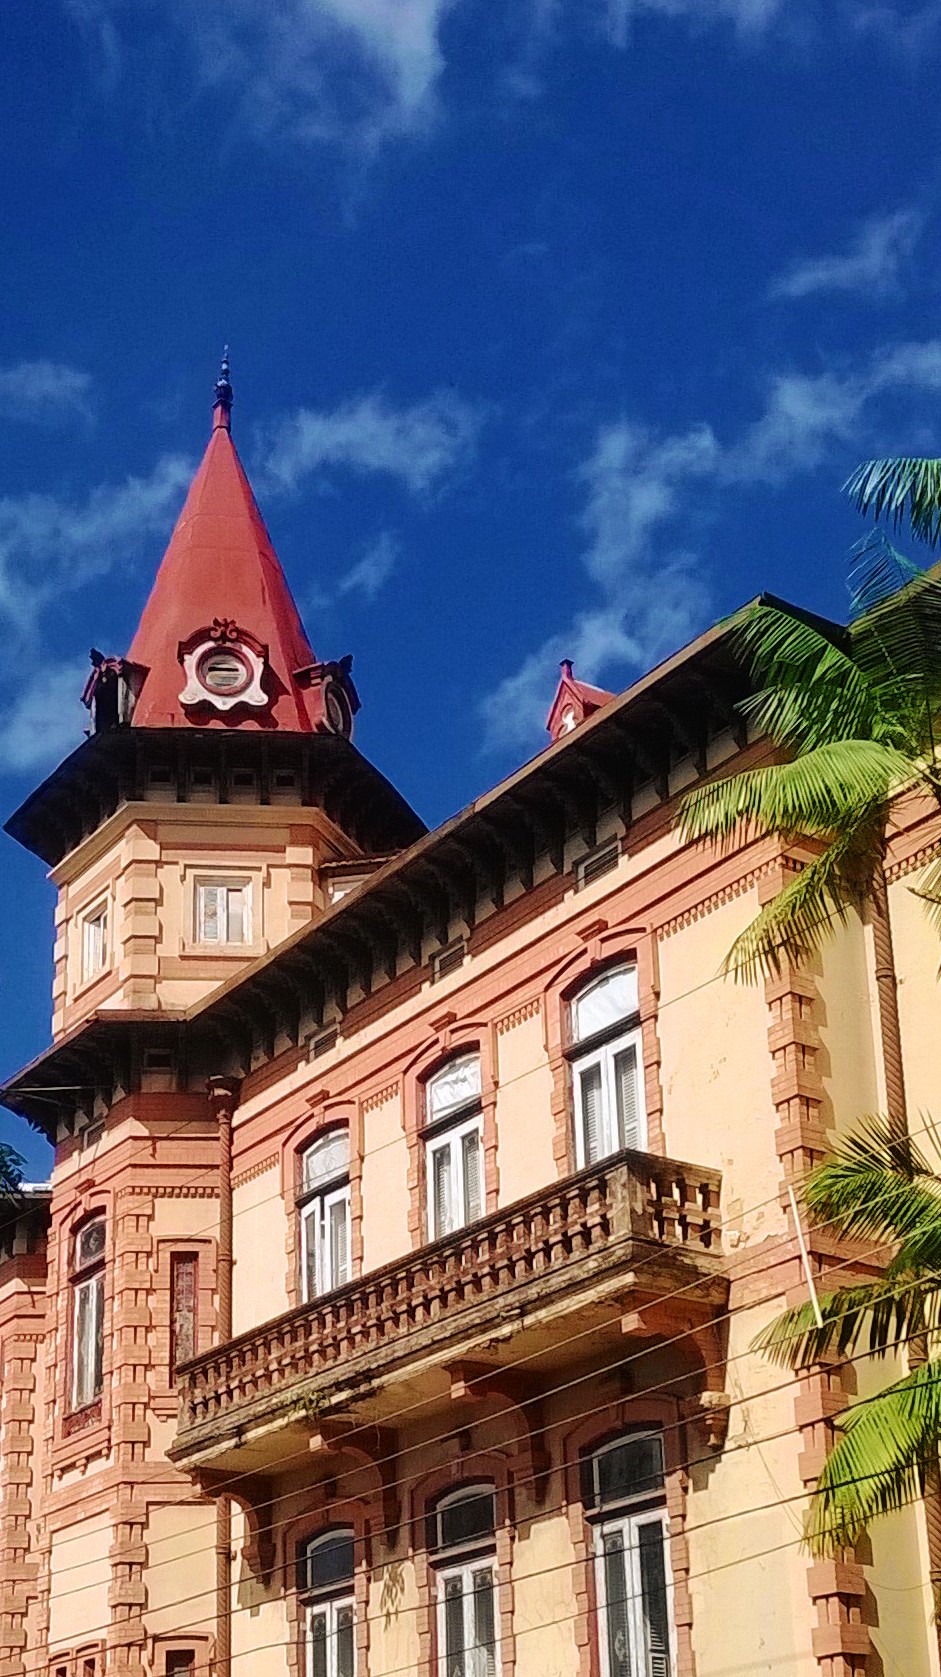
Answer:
[298,1529,356,1677]
[81,901,109,983]
[70,1216,106,1409]
[424,1054,483,1240]
[194,878,251,946]
[586,1432,673,1677]
[570,965,645,1167]
[299,1130,351,1303]
[431,1486,498,1677]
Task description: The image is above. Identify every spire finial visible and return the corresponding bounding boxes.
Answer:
[213,346,233,432]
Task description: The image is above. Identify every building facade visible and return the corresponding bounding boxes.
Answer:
[0,363,938,1677]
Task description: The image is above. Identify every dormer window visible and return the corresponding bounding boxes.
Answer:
[197,646,252,697]
[178,622,268,714]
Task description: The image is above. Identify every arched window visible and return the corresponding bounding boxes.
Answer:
[70,1215,105,1409]
[570,965,644,1167]
[583,1433,672,1677]
[424,1054,483,1240]
[298,1529,355,1677]
[299,1129,351,1303]
[429,1485,497,1677]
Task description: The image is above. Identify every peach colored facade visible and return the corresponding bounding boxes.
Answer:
[1,379,938,1677]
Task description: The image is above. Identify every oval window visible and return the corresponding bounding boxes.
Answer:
[197,647,251,696]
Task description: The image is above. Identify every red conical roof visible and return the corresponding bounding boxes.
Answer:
[127,394,321,732]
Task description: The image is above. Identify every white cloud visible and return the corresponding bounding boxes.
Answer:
[0,660,91,775]
[0,361,94,426]
[0,455,192,642]
[602,0,784,47]
[338,532,399,600]
[482,338,941,753]
[770,210,924,302]
[257,391,481,495]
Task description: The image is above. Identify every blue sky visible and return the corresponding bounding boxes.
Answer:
[4,0,941,1175]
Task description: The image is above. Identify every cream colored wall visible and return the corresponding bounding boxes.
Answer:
[48,1515,111,1647]
[686,1298,813,1677]
[367,1560,422,1676]
[232,1166,287,1335]
[657,892,785,1247]
[891,866,941,1123]
[495,1008,555,1208]
[231,1509,290,1677]
[361,1089,410,1274]
[145,1503,216,1639]
[815,913,880,1135]
[511,1510,579,1677]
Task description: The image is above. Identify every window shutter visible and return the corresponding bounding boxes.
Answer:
[444,1573,466,1677]
[432,1143,453,1239]
[472,1566,497,1677]
[226,886,243,944]
[170,1253,197,1369]
[462,1130,483,1224]
[613,1043,641,1149]
[336,1603,355,1677]
[303,1205,319,1302]
[579,1063,604,1165]
[602,1530,632,1677]
[639,1522,671,1677]
[308,1609,328,1677]
[329,1191,350,1289]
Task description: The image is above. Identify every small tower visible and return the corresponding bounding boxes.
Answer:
[6,355,425,1039]
[546,659,615,744]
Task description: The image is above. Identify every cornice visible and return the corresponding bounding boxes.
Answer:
[362,1082,400,1114]
[232,1155,278,1190]
[494,997,542,1035]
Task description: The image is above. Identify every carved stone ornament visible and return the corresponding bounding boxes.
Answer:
[178,619,268,713]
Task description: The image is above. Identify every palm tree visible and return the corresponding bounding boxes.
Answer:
[754,1117,941,1616]
[0,1141,22,1206]
[676,473,941,1645]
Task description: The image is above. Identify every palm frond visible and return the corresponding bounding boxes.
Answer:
[806,1359,941,1553]
[848,532,941,763]
[731,602,879,751]
[803,1114,941,1234]
[721,819,885,983]
[678,740,909,849]
[753,1274,933,1368]
[910,856,941,940]
[846,456,941,550]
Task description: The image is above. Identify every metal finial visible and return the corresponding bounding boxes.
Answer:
[213,346,233,430]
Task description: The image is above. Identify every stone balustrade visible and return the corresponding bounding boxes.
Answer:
[173,1148,722,1459]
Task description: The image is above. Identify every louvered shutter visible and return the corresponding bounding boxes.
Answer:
[444,1573,466,1677]
[433,1142,453,1239]
[336,1602,355,1677]
[462,1130,483,1224]
[602,1530,633,1677]
[578,1063,604,1165]
[308,1609,328,1677]
[613,1043,640,1149]
[472,1566,497,1677]
[638,1522,671,1677]
[329,1190,351,1288]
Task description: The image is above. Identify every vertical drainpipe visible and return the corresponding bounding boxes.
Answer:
[208,1075,240,1677]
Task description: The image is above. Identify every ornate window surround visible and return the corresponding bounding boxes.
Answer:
[401,1022,498,1250]
[281,1101,363,1309]
[409,1454,516,1677]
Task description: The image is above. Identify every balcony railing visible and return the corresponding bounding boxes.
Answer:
[172,1147,722,1463]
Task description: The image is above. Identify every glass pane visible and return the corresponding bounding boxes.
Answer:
[336,1602,355,1677]
[639,1523,671,1677]
[92,1272,104,1397]
[170,1253,197,1369]
[197,884,222,943]
[302,1531,355,1592]
[329,1193,350,1289]
[613,1044,640,1149]
[302,1205,319,1302]
[578,1062,604,1165]
[595,1436,665,1507]
[429,1054,481,1119]
[227,887,244,944]
[438,1488,496,1550]
[472,1568,496,1677]
[74,1277,102,1407]
[432,1141,453,1239]
[462,1130,482,1224]
[444,1575,466,1677]
[303,1131,350,1193]
[603,1530,633,1677]
[77,1218,105,1269]
[308,1609,328,1677]
[574,966,638,1042]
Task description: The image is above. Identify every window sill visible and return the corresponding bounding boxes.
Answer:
[178,941,268,961]
[69,965,115,1005]
[53,1407,110,1471]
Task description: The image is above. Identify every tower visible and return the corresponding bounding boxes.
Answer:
[6,355,425,1041]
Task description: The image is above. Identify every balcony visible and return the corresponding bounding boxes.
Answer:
[170,1148,727,1502]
